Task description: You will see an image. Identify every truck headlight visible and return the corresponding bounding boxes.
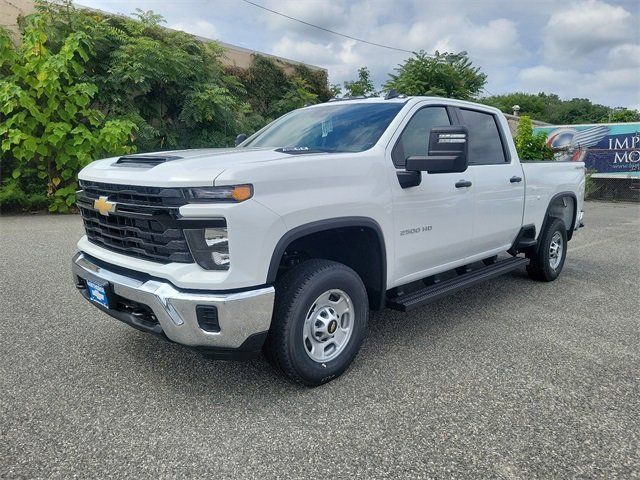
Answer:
[185,185,253,203]
[184,227,230,270]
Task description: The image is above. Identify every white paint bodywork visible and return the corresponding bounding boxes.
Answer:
[77,97,585,292]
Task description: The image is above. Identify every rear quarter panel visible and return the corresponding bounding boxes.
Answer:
[522,161,586,235]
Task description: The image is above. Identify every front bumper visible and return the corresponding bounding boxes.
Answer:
[72,253,275,357]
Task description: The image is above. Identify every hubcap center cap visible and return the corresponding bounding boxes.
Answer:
[328,319,338,334]
[312,307,338,341]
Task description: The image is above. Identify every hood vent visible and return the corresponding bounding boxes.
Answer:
[115,154,183,168]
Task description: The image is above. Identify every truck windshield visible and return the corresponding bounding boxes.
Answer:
[243,103,404,153]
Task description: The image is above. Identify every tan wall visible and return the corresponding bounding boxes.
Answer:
[0,0,36,40]
[216,40,322,74]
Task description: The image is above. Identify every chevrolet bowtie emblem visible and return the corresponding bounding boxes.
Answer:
[93,196,116,216]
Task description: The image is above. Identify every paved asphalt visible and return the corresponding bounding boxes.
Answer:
[1,201,639,479]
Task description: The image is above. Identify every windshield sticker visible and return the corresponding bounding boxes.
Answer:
[322,119,333,138]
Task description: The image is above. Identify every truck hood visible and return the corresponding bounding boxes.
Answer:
[78,147,292,187]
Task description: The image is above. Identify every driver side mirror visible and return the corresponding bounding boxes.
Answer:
[405,126,469,174]
[235,133,248,147]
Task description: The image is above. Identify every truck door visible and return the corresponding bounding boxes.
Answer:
[456,107,524,259]
[388,105,474,285]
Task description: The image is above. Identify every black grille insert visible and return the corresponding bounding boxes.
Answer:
[77,181,193,264]
[79,180,187,207]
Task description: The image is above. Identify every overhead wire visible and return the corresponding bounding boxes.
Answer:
[239,0,428,55]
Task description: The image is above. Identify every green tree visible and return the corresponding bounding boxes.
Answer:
[551,97,610,124]
[604,109,639,123]
[0,19,136,212]
[344,67,376,97]
[514,116,553,161]
[329,83,342,98]
[241,54,291,116]
[480,92,548,119]
[31,0,256,151]
[271,78,319,117]
[293,64,331,102]
[231,55,326,119]
[480,92,631,125]
[384,51,486,99]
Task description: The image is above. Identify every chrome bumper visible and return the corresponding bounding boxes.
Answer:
[72,253,274,350]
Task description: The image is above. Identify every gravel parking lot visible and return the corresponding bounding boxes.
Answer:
[1,201,639,479]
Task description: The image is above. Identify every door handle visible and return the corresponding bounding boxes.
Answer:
[510,176,523,183]
[455,180,472,188]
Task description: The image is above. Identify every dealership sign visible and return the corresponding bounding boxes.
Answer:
[534,123,640,174]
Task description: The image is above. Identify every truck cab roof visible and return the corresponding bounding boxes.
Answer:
[310,95,505,116]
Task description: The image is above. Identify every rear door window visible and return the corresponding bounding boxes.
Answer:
[458,109,507,165]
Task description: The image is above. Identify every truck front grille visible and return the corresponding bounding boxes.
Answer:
[77,181,193,264]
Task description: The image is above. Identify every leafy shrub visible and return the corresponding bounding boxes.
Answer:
[514,116,553,161]
[271,78,318,118]
[0,17,136,212]
[585,170,600,199]
[0,179,48,212]
[0,1,331,212]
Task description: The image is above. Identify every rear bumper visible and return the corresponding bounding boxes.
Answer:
[72,253,274,358]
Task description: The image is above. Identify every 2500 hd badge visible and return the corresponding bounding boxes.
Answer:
[400,225,433,236]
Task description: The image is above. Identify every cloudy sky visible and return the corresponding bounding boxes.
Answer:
[79,0,640,109]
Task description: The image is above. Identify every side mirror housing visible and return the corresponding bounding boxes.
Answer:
[405,126,469,174]
[235,133,248,147]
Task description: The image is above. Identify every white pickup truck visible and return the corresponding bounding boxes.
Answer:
[72,96,585,386]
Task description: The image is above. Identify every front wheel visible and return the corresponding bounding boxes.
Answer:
[265,259,369,386]
[527,217,567,282]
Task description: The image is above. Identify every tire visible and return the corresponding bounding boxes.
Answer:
[526,217,567,282]
[265,259,369,386]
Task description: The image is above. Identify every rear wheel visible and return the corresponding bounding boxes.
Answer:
[526,218,567,282]
[265,259,369,386]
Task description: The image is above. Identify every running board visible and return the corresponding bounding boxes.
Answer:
[386,257,529,312]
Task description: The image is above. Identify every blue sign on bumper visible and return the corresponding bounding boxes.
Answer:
[87,280,109,308]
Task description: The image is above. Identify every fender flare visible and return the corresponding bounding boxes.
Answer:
[539,191,578,244]
[266,217,387,307]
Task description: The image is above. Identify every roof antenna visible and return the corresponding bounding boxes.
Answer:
[385,89,400,100]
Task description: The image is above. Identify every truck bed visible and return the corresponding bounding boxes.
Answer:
[522,161,586,235]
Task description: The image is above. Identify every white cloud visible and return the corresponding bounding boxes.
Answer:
[261,0,349,39]
[607,43,640,68]
[271,12,526,93]
[516,0,639,108]
[468,19,525,63]
[272,37,339,66]
[170,20,219,40]
[519,65,640,109]
[77,0,640,108]
[543,0,636,67]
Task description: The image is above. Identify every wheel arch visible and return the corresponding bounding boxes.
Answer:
[540,191,578,244]
[267,217,387,310]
